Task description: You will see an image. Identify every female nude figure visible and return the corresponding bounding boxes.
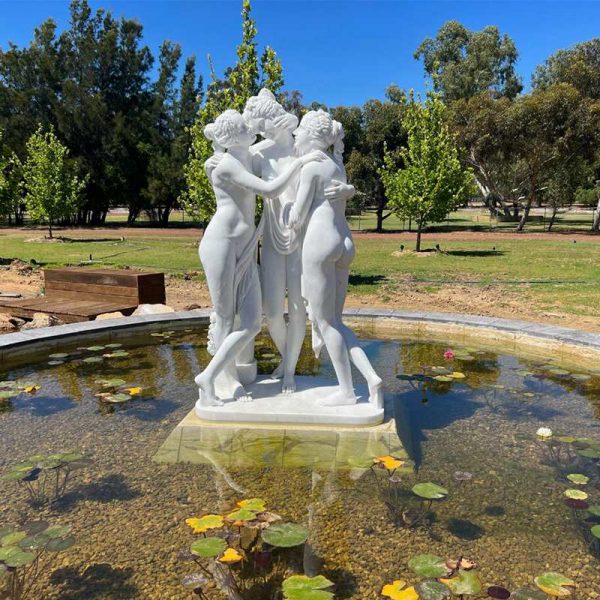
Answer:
[195,109,323,407]
[242,89,355,394]
[287,110,383,408]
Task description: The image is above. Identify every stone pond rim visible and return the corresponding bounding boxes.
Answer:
[1,308,600,371]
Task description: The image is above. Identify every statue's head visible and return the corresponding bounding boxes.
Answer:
[293,109,345,159]
[204,109,256,152]
[243,89,298,140]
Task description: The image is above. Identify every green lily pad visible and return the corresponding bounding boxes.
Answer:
[407,554,450,578]
[47,360,64,366]
[5,550,36,567]
[566,474,589,485]
[565,489,588,500]
[96,379,127,388]
[558,436,577,443]
[571,373,591,382]
[190,536,226,558]
[534,572,576,597]
[47,535,75,552]
[86,345,105,351]
[433,375,453,382]
[104,393,131,403]
[105,343,123,349]
[103,351,129,358]
[440,570,482,595]
[0,390,19,400]
[591,525,600,539]
[237,498,267,511]
[548,368,570,376]
[48,353,69,359]
[578,447,600,459]
[346,456,373,469]
[412,482,448,499]
[510,589,547,600]
[415,580,451,600]
[588,505,600,517]
[1,531,26,547]
[226,508,258,522]
[44,525,71,539]
[1,470,29,481]
[282,574,334,600]
[261,523,308,548]
[82,356,103,364]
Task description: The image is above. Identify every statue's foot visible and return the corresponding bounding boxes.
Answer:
[195,372,223,407]
[282,375,296,395]
[368,376,383,409]
[271,361,284,379]
[318,390,357,407]
[233,384,253,403]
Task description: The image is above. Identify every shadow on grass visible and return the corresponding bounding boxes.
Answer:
[348,274,387,287]
[444,250,507,257]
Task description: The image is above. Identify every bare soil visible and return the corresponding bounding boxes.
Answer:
[2,256,600,334]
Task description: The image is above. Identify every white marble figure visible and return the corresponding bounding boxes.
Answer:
[241,89,355,394]
[194,109,324,407]
[285,110,383,408]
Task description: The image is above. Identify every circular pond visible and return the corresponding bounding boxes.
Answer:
[1,325,599,599]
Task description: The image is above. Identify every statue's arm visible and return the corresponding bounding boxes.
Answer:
[286,167,318,230]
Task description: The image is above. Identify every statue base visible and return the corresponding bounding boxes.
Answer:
[195,375,384,427]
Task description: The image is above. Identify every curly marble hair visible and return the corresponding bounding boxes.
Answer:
[204,110,246,152]
[299,109,345,159]
[243,89,298,133]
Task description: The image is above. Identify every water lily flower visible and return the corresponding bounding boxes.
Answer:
[444,350,455,360]
[536,427,553,439]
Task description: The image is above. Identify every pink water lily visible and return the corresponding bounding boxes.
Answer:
[444,350,455,360]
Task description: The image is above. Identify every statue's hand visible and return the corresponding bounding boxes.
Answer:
[301,150,328,167]
[204,152,225,178]
[285,204,301,231]
[272,113,298,132]
[324,180,355,203]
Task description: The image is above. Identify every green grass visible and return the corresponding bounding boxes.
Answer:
[1,231,599,317]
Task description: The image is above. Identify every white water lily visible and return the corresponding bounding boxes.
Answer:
[536,427,553,439]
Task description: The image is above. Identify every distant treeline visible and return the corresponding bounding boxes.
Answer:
[1,1,599,231]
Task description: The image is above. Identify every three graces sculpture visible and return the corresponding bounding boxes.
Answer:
[194,90,383,420]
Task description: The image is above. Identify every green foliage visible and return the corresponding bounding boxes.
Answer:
[22,126,87,237]
[181,0,285,222]
[533,38,600,99]
[380,92,474,249]
[415,20,522,101]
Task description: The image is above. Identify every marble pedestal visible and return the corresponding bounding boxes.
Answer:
[195,375,384,427]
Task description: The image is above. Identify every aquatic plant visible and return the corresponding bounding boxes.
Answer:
[0,380,41,412]
[0,520,75,599]
[282,574,334,600]
[1,451,90,506]
[94,378,145,407]
[180,497,312,598]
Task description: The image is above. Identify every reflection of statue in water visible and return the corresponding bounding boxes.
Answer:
[242,89,355,394]
[194,109,324,407]
[285,110,383,408]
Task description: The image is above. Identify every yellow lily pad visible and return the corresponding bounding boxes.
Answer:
[374,455,405,471]
[219,547,244,563]
[381,581,418,600]
[185,514,224,533]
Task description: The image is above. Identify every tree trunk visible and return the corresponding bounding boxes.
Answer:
[376,208,384,232]
[592,196,600,232]
[548,206,558,231]
[516,196,533,232]
[48,222,53,239]
[415,218,424,252]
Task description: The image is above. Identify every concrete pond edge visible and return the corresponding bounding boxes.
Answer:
[1,307,599,369]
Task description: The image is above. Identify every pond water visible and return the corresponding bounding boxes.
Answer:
[1,327,599,599]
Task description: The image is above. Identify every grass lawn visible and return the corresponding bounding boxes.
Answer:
[1,230,599,318]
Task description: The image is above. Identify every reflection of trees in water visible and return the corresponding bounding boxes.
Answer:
[535,370,600,420]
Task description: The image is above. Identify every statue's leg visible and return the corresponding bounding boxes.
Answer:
[335,265,383,409]
[261,236,287,378]
[196,266,262,404]
[304,257,356,407]
[282,247,307,394]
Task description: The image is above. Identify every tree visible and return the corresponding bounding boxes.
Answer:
[332,85,407,231]
[22,126,87,238]
[181,0,284,222]
[380,92,474,251]
[415,21,522,102]
[0,146,24,225]
[533,38,600,100]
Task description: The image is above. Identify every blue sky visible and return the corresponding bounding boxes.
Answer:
[0,1,599,107]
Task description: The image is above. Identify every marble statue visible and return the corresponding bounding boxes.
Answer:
[194,109,324,407]
[242,89,355,394]
[194,96,383,421]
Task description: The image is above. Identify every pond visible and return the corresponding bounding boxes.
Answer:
[1,326,599,599]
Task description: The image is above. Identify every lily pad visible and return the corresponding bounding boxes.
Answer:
[226,508,258,522]
[415,580,451,600]
[282,574,334,600]
[47,360,64,366]
[450,372,466,379]
[185,515,224,533]
[104,393,131,404]
[588,505,600,517]
[4,550,36,567]
[82,356,103,364]
[381,580,418,600]
[105,343,123,349]
[237,498,267,511]
[534,572,576,597]
[86,345,105,351]
[440,571,482,595]
[487,586,510,599]
[96,378,127,388]
[407,554,450,578]
[181,573,208,590]
[564,489,588,500]
[434,375,453,382]
[47,535,75,552]
[1,531,26,546]
[566,474,589,485]
[190,536,226,558]
[0,390,19,400]
[48,353,69,359]
[261,522,308,548]
[103,351,129,358]
[412,482,448,499]
[578,447,600,459]
[591,524,600,539]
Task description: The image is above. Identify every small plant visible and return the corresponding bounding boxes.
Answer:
[282,574,334,600]
[94,378,144,408]
[0,520,75,599]
[180,497,312,598]
[1,451,91,506]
